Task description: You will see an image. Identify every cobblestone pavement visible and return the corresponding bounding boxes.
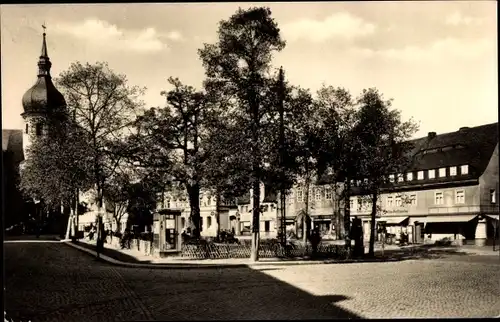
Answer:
[4,242,358,321]
[254,258,500,318]
[5,241,500,321]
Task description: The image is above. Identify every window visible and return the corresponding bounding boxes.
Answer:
[461,165,469,175]
[181,217,186,228]
[261,205,269,213]
[398,174,404,182]
[25,124,28,134]
[439,168,446,177]
[490,189,496,204]
[409,194,417,206]
[389,174,395,183]
[297,189,304,202]
[387,196,393,207]
[35,123,42,136]
[417,171,424,180]
[435,192,444,205]
[264,221,270,232]
[455,190,465,204]
[407,172,413,181]
[325,188,332,200]
[244,205,248,213]
[207,197,211,206]
[395,196,402,207]
[207,216,212,228]
[349,199,354,210]
[428,169,436,179]
[315,188,322,201]
[357,197,363,211]
[363,178,369,184]
[450,166,457,176]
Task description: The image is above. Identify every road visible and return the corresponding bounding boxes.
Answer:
[4,238,500,321]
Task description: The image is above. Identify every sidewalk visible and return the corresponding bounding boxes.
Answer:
[62,237,499,269]
[62,238,407,269]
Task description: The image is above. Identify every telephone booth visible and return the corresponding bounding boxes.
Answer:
[153,209,182,257]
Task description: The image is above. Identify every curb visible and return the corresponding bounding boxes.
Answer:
[62,241,250,269]
[62,241,405,268]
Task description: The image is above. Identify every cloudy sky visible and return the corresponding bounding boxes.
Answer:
[1,2,497,138]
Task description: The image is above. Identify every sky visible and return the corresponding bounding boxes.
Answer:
[1,2,497,138]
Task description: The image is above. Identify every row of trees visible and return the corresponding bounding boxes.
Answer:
[19,6,418,260]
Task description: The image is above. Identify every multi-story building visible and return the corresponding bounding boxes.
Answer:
[348,123,499,246]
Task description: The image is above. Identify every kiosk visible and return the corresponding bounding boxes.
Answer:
[153,209,183,257]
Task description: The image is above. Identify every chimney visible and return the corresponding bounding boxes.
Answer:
[428,132,436,139]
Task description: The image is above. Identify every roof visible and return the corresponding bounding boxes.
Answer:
[318,122,498,187]
[2,129,24,163]
[21,32,66,115]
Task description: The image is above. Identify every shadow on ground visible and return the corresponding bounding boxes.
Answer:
[4,241,362,321]
[72,241,154,264]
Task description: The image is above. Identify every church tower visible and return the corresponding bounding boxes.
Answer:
[21,28,67,160]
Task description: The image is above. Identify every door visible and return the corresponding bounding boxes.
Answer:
[414,223,424,244]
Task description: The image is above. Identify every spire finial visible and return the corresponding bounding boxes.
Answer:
[41,23,48,58]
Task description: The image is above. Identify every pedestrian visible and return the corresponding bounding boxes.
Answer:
[309,227,321,258]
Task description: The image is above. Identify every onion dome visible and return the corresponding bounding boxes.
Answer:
[21,30,66,116]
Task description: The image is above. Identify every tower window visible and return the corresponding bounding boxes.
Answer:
[25,124,29,134]
[35,123,43,136]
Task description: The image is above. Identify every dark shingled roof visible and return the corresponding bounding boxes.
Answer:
[317,122,498,186]
[2,129,24,164]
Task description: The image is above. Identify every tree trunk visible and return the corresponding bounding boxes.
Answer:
[187,184,201,238]
[368,192,378,257]
[344,179,352,250]
[303,176,310,245]
[250,178,260,262]
[215,191,221,241]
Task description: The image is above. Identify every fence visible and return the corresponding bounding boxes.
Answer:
[180,242,350,260]
[104,235,350,260]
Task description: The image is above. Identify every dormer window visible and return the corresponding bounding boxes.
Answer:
[389,174,395,183]
[417,171,424,180]
[428,169,436,179]
[406,172,413,181]
[450,166,457,176]
[439,168,446,178]
[397,174,404,182]
[35,123,43,136]
[461,165,469,175]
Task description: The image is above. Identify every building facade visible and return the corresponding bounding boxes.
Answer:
[348,124,499,246]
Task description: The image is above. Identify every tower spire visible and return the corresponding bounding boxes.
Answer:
[41,23,48,57]
[37,24,52,77]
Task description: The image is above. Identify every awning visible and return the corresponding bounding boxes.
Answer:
[378,216,409,225]
[486,214,499,221]
[424,215,478,224]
